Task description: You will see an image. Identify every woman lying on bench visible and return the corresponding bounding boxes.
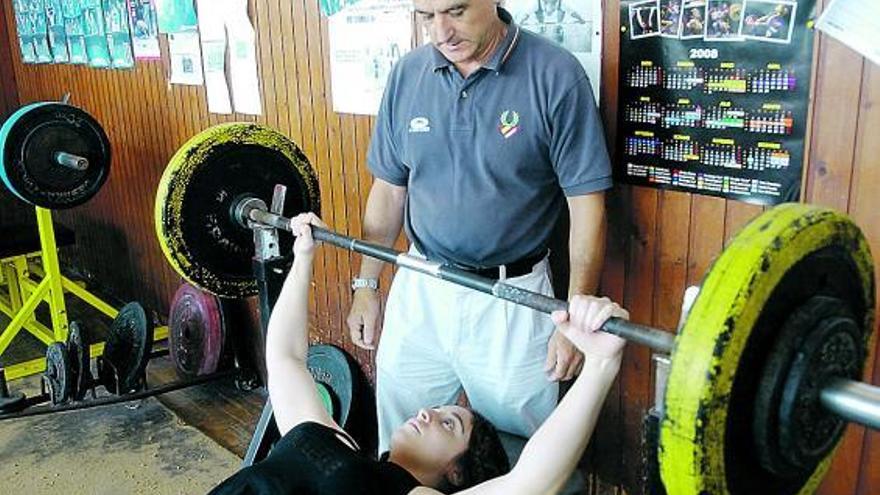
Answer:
[211,213,628,495]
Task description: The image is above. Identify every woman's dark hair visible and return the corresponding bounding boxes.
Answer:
[441,409,510,491]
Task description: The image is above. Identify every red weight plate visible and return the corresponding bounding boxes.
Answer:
[169,283,225,378]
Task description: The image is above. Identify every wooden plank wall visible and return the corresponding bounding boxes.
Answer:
[0,2,30,227]
[0,0,877,493]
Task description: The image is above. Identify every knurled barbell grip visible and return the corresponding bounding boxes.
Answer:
[246,206,677,354]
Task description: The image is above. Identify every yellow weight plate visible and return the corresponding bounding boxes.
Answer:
[155,123,320,297]
[660,203,875,495]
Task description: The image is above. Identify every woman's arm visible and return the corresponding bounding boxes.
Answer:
[412,296,628,495]
[265,213,340,436]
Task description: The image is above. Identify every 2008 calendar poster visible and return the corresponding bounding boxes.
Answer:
[616,0,816,205]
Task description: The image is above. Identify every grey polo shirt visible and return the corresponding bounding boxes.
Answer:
[368,8,612,268]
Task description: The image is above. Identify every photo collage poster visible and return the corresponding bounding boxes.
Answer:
[505,0,604,103]
[14,0,137,69]
[617,0,816,205]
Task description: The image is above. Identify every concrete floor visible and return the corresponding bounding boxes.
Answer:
[0,376,240,495]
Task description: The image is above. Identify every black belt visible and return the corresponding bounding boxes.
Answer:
[458,251,547,280]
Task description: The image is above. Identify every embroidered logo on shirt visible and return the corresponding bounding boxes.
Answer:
[498,110,520,138]
[408,117,431,133]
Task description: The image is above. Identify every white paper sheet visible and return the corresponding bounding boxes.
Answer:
[225,0,262,115]
[816,0,880,67]
[168,30,204,85]
[196,0,232,114]
[505,0,603,103]
[328,0,413,115]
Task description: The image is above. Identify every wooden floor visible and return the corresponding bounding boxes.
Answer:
[147,358,266,458]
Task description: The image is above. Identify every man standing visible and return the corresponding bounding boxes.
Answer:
[347,0,612,453]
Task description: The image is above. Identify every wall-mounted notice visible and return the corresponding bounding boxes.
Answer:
[83,0,111,67]
[62,0,88,64]
[154,0,197,33]
[168,30,203,84]
[13,0,37,63]
[328,0,412,115]
[616,0,816,205]
[128,0,160,59]
[816,0,880,67]
[226,0,261,115]
[14,0,53,63]
[46,0,70,62]
[196,0,232,114]
[105,0,135,68]
[505,0,604,103]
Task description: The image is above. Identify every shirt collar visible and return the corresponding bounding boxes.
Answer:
[431,7,520,74]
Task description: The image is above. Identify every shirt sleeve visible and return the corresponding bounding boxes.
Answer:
[367,64,409,187]
[549,75,613,196]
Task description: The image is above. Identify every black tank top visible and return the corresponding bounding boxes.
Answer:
[209,422,421,495]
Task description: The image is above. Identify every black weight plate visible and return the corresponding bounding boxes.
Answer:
[169,283,225,378]
[100,302,152,394]
[155,123,320,298]
[0,102,110,209]
[307,344,354,428]
[67,321,92,401]
[45,341,72,405]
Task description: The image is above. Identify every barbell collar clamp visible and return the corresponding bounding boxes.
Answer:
[820,378,880,430]
[237,197,678,354]
[54,151,89,171]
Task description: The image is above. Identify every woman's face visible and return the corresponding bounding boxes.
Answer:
[391,405,474,469]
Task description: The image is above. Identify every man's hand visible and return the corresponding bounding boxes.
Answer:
[545,329,584,381]
[346,289,380,350]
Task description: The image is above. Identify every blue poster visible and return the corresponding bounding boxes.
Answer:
[104,0,134,68]
[13,0,37,63]
[62,0,88,64]
[83,0,110,67]
[14,0,55,64]
[154,0,197,33]
[45,0,69,62]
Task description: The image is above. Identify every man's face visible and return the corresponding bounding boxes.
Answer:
[414,0,501,66]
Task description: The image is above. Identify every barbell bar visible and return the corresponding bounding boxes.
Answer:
[237,196,676,354]
[236,195,880,432]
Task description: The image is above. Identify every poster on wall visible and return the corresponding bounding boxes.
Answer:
[13,0,37,63]
[815,0,880,66]
[328,0,412,115]
[168,31,204,84]
[504,0,603,102]
[196,0,232,114]
[226,0,262,115]
[104,0,135,68]
[46,0,70,62]
[154,0,197,33]
[62,0,88,64]
[17,0,54,63]
[615,0,816,205]
[320,0,362,17]
[83,0,111,67]
[128,0,161,59]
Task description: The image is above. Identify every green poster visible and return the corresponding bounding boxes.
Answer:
[14,0,37,63]
[319,0,363,17]
[62,0,88,64]
[104,0,134,68]
[46,0,70,62]
[26,0,53,63]
[154,0,197,33]
[83,0,110,67]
